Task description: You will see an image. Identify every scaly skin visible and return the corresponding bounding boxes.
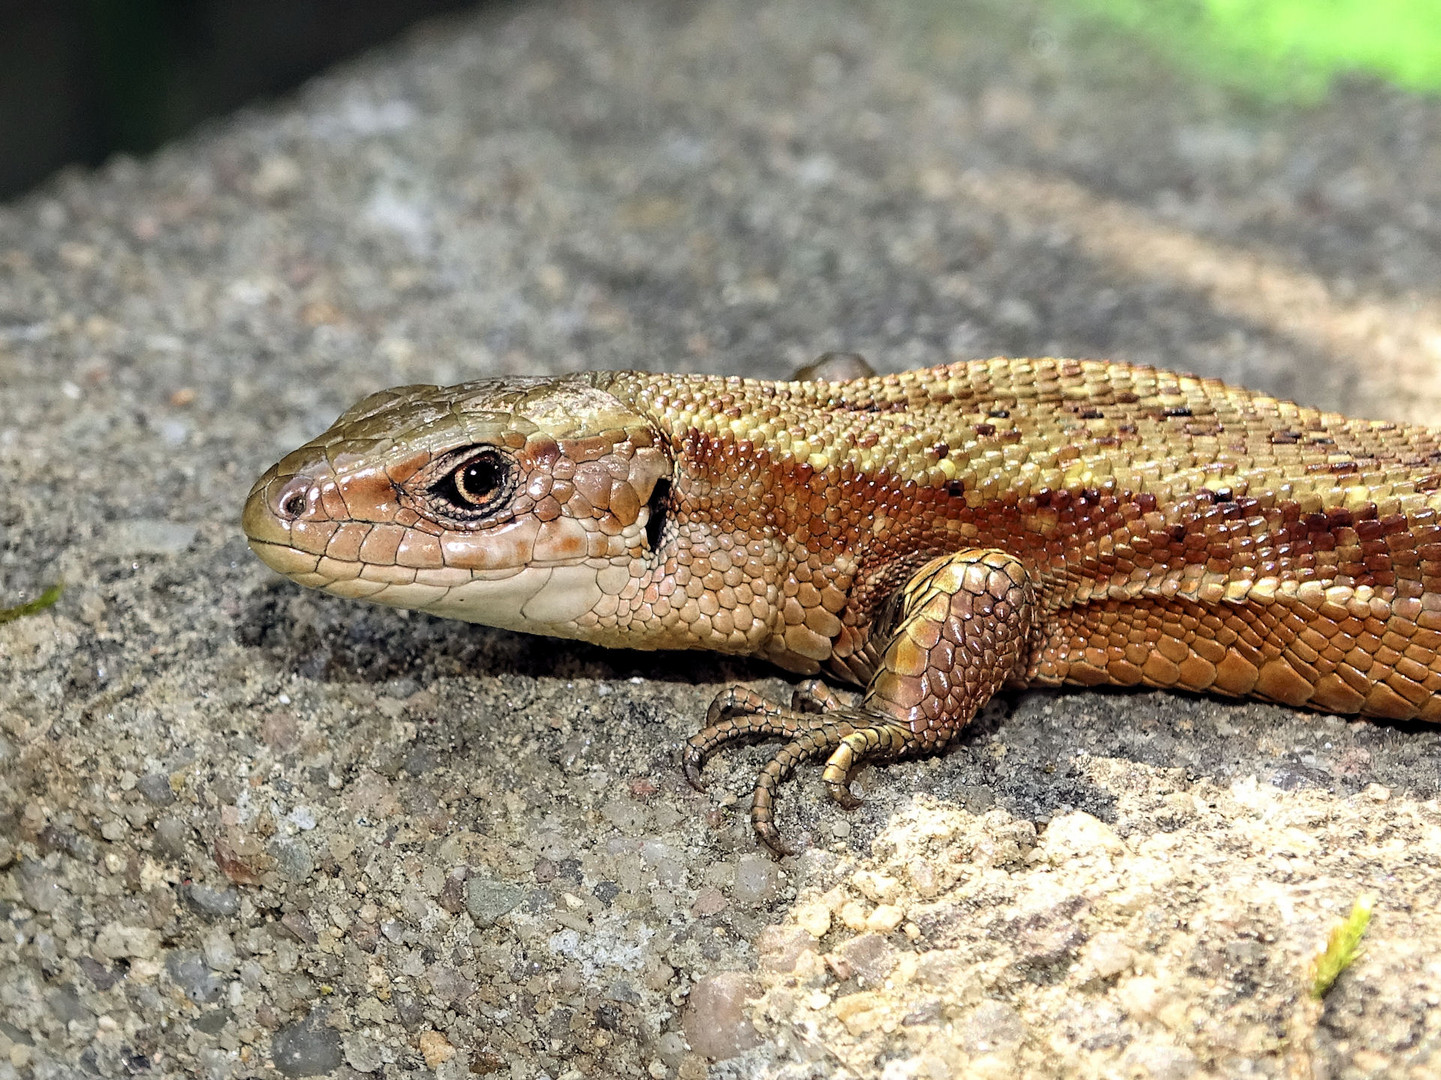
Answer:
[243,356,1441,855]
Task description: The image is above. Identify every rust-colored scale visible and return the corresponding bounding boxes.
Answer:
[244,356,1441,855]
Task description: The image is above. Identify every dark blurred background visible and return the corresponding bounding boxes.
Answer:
[0,0,482,199]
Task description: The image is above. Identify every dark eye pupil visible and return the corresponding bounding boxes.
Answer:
[459,457,502,501]
[430,447,513,518]
[442,450,513,512]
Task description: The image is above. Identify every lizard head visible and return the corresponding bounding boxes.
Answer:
[242,375,673,637]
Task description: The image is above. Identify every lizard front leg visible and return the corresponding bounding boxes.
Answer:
[684,548,1035,856]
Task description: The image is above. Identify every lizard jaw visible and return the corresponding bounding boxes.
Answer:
[244,467,646,636]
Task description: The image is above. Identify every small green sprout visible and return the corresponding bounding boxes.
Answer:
[1310,895,1373,1000]
[0,582,64,625]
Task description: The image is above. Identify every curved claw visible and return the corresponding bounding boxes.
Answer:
[791,678,857,714]
[820,725,910,812]
[750,780,795,858]
[685,688,913,857]
[824,778,864,811]
[684,687,810,800]
[753,818,797,859]
[751,742,807,858]
[682,745,709,792]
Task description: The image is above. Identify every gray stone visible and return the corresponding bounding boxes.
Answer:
[17,861,64,914]
[182,884,241,920]
[193,1008,231,1035]
[464,873,524,928]
[46,985,91,1025]
[94,922,161,960]
[344,1033,384,1072]
[166,950,225,1004]
[136,773,176,806]
[3,0,1440,1078]
[269,839,314,883]
[197,1046,236,1080]
[732,854,781,905]
[154,817,191,858]
[271,1013,343,1077]
[202,928,238,972]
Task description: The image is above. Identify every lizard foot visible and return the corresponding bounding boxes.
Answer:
[683,548,1035,856]
[685,688,910,857]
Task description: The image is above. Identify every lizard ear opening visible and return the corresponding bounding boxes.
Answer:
[644,477,672,551]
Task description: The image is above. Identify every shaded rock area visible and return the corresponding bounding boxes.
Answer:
[3,1,1441,1077]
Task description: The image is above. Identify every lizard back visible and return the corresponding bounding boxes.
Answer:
[602,359,1441,717]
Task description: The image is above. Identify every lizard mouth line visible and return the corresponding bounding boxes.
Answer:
[246,538,557,585]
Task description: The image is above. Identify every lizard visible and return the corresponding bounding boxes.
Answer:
[242,354,1441,855]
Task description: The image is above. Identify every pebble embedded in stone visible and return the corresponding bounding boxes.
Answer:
[732,854,781,904]
[959,1000,1027,1054]
[1037,811,1125,863]
[269,839,314,883]
[344,1033,384,1072]
[202,928,238,972]
[46,984,91,1025]
[794,903,832,939]
[271,1013,343,1077]
[95,922,161,960]
[1083,932,1136,979]
[153,817,191,858]
[639,841,685,888]
[690,887,727,917]
[682,972,763,1061]
[834,932,896,986]
[193,1008,231,1035]
[864,903,905,933]
[755,925,817,974]
[1120,1038,1200,1080]
[464,872,524,928]
[418,1030,455,1068]
[852,870,902,904]
[18,862,65,913]
[182,884,241,920]
[136,773,176,806]
[167,949,226,1004]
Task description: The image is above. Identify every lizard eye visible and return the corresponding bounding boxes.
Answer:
[432,448,515,517]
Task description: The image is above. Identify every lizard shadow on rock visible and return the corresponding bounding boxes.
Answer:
[234,581,1441,829]
[962,683,1441,823]
[233,581,1121,839]
[234,578,776,691]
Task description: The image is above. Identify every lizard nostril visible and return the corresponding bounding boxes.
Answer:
[273,476,314,521]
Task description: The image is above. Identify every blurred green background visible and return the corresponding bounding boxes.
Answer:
[0,0,1437,199]
[1069,0,1441,101]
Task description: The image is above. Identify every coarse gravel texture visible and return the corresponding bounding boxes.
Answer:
[4,1,1441,1078]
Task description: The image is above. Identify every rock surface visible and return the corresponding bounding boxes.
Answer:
[3,1,1441,1077]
